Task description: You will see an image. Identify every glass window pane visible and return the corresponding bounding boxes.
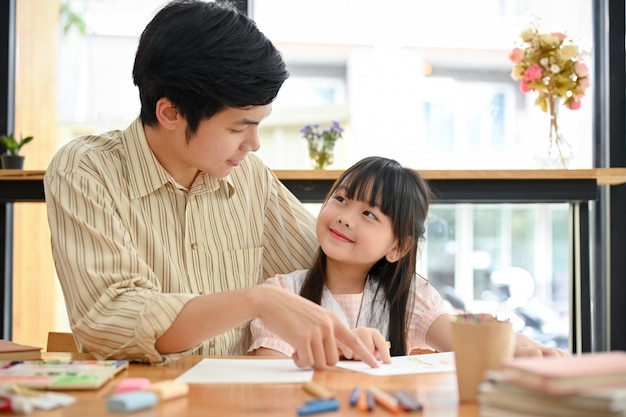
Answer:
[424,204,570,349]
[253,0,593,170]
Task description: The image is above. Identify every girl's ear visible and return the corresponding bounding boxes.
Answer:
[385,238,414,263]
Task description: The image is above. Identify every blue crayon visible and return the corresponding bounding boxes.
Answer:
[349,386,361,406]
[297,399,340,416]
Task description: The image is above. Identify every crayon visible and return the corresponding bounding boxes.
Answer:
[368,387,402,414]
[356,390,369,413]
[366,390,375,411]
[106,379,189,413]
[393,390,423,411]
[297,399,340,416]
[114,377,151,394]
[303,381,334,399]
[146,380,189,401]
[349,386,361,406]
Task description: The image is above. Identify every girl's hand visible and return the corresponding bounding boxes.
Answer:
[513,332,570,357]
[254,285,379,369]
[339,327,392,364]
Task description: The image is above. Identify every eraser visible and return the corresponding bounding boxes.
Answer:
[106,391,158,413]
[146,380,189,401]
[114,377,152,394]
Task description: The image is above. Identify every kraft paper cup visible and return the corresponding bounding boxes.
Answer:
[451,318,514,402]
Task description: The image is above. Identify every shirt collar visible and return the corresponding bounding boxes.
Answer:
[123,118,234,199]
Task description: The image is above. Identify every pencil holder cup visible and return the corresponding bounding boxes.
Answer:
[451,318,514,402]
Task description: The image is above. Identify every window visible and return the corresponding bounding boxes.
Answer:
[50,0,593,350]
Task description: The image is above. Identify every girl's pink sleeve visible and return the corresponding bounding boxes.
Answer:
[248,275,296,357]
[407,278,448,351]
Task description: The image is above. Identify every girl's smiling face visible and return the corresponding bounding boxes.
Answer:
[316,184,402,269]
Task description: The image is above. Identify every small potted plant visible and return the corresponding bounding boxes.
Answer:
[0,133,34,169]
[299,121,344,170]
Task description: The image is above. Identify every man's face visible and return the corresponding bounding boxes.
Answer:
[183,105,271,178]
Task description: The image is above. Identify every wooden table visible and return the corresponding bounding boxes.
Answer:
[28,352,476,416]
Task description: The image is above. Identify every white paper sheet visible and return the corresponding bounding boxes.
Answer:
[335,351,456,376]
[174,358,314,384]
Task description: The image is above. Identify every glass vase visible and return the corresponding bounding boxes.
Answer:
[308,138,336,170]
[534,95,573,169]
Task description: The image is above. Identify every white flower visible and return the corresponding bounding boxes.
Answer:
[550,64,561,73]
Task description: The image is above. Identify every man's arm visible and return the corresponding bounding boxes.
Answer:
[156,284,379,368]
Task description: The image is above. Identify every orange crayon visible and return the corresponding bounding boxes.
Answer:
[356,390,369,413]
[368,387,402,414]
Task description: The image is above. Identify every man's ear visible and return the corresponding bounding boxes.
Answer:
[385,238,414,263]
[155,97,179,130]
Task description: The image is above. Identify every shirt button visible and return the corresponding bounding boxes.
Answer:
[191,243,198,250]
[209,340,216,348]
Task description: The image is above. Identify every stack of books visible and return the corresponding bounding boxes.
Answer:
[477,351,626,417]
[0,339,42,360]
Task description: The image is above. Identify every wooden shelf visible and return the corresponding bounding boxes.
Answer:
[2,168,625,185]
[273,168,626,185]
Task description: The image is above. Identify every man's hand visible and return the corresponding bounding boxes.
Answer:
[255,285,380,369]
[513,332,570,357]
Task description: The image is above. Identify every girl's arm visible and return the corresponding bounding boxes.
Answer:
[425,313,569,357]
[512,332,570,357]
[251,347,289,358]
[424,313,454,352]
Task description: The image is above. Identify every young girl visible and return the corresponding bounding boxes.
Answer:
[249,156,450,360]
[249,156,567,360]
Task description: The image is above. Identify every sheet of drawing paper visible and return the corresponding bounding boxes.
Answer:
[335,351,456,376]
[175,358,314,384]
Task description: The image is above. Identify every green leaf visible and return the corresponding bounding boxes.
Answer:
[0,133,34,155]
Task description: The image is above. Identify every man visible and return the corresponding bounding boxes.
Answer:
[44,0,377,368]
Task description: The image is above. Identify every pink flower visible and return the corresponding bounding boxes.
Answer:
[574,61,589,77]
[519,79,531,93]
[508,47,524,63]
[523,64,543,82]
[578,77,591,91]
[566,99,581,110]
[511,25,589,111]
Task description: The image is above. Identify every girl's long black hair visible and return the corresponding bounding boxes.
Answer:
[299,156,431,356]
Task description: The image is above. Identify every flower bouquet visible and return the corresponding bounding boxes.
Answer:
[509,24,590,168]
[299,121,344,170]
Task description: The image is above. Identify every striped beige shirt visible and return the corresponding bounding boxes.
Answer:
[44,118,318,364]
